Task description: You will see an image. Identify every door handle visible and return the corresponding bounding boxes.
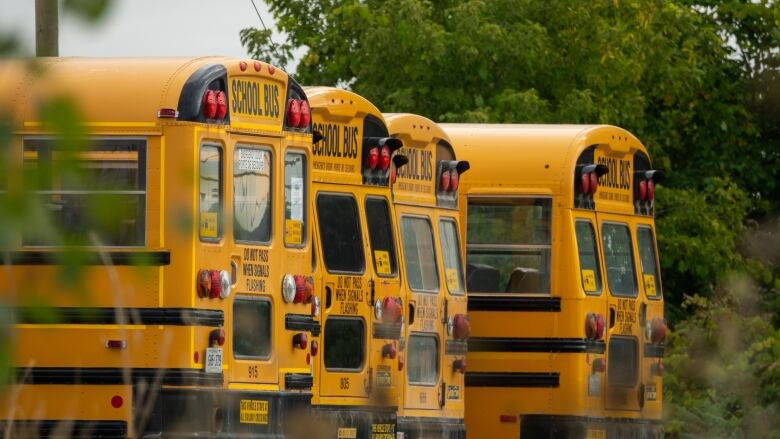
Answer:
[609,307,616,329]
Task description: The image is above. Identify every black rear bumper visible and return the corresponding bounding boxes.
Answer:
[398,416,465,439]
[312,405,397,439]
[521,415,663,439]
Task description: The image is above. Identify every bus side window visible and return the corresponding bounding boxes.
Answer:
[636,226,662,298]
[466,198,552,294]
[575,220,602,295]
[439,218,465,295]
[365,197,397,277]
[284,152,306,247]
[199,144,223,241]
[401,216,439,292]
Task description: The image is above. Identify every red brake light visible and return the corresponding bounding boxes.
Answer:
[453,358,467,373]
[581,172,590,194]
[380,146,391,171]
[382,296,402,323]
[197,269,212,298]
[453,313,470,340]
[595,314,605,340]
[299,100,310,128]
[293,275,307,304]
[215,91,227,119]
[367,147,379,170]
[202,90,217,119]
[590,172,599,193]
[311,340,319,357]
[440,170,451,192]
[111,395,123,409]
[647,179,655,201]
[585,313,598,339]
[449,170,459,192]
[293,332,308,350]
[209,328,226,346]
[209,270,221,299]
[382,342,397,359]
[651,318,667,343]
[639,179,648,200]
[287,99,301,127]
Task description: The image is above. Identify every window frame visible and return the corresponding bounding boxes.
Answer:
[575,219,603,296]
[636,225,663,300]
[400,214,440,294]
[406,332,441,386]
[465,195,553,295]
[199,142,224,243]
[284,149,308,248]
[315,192,365,275]
[438,217,465,296]
[323,316,366,372]
[232,144,274,245]
[22,136,148,248]
[600,221,638,298]
[232,295,273,361]
[364,195,398,278]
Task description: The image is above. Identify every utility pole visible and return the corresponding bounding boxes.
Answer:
[35,0,58,57]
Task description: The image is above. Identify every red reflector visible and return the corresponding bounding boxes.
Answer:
[105,340,126,349]
[268,65,276,75]
[500,415,517,423]
[440,170,451,192]
[306,352,311,365]
[287,99,301,127]
[202,90,217,119]
[293,332,308,350]
[209,270,221,299]
[449,170,459,192]
[111,395,123,409]
[581,172,590,194]
[590,172,599,193]
[367,147,379,170]
[253,61,262,72]
[194,351,200,363]
[215,91,227,119]
[239,61,248,71]
[380,146,391,171]
[299,100,310,128]
[157,108,178,118]
[639,179,647,200]
[382,342,397,359]
[311,340,319,357]
[647,179,655,200]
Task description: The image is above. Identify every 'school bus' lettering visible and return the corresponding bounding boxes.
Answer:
[396,147,434,182]
[230,78,281,119]
[312,122,360,159]
[595,150,633,203]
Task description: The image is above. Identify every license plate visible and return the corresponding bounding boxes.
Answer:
[587,428,606,439]
[205,347,223,373]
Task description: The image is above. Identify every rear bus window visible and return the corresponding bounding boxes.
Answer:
[466,198,552,294]
[601,223,637,297]
[317,194,364,273]
[401,216,439,292]
[637,226,662,298]
[365,197,397,277]
[575,220,602,294]
[284,152,307,246]
[233,297,272,359]
[607,336,638,387]
[199,144,223,241]
[23,138,147,246]
[233,147,272,243]
[324,318,365,370]
[407,334,439,385]
[439,219,465,294]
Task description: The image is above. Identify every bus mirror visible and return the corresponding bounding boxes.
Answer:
[454,160,470,175]
[582,163,608,177]
[312,130,324,144]
[369,136,403,153]
[643,169,665,183]
[393,155,409,170]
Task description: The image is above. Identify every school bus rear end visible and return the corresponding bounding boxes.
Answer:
[385,113,468,439]
[0,57,314,438]
[441,124,664,438]
[305,87,404,438]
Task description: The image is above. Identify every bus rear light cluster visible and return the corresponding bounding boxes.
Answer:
[452,314,470,340]
[592,357,606,373]
[581,171,599,194]
[282,274,313,304]
[437,161,470,201]
[585,313,605,340]
[382,342,397,359]
[293,332,308,350]
[650,317,667,344]
[209,328,226,347]
[202,90,227,121]
[574,164,608,209]
[453,358,467,373]
[197,269,231,299]
[286,99,310,129]
[362,138,403,186]
[377,296,402,324]
[634,169,664,215]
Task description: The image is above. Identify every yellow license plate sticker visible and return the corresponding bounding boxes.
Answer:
[239,399,268,424]
[582,269,597,291]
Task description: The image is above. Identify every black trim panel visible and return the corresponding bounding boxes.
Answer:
[445,339,468,356]
[14,307,223,326]
[5,250,170,266]
[398,416,465,439]
[373,322,402,340]
[469,337,605,354]
[468,296,561,312]
[285,314,321,336]
[285,373,313,390]
[521,414,664,438]
[465,372,559,388]
[0,420,127,438]
[15,367,224,386]
[644,343,665,358]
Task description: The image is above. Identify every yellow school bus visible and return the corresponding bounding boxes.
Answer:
[384,114,468,439]
[305,87,405,438]
[0,57,315,437]
[441,124,665,438]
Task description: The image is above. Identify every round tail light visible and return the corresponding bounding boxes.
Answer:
[595,314,605,340]
[299,100,310,128]
[585,313,598,339]
[651,317,667,343]
[282,274,296,303]
[210,328,226,346]
[440,170,451,192]
[453,314,470,340]
[590,172,599,193]
[453,358,467,373]
[209,270,222,299]
[367,147,379,170]
[382,297,402,323]
[449,170,459,192]
[197,269,212,298]
[293,332,308,350]
[382,342,397,359]
[639,179,648,200]
[203,90,217,119]
[293,275,307,303]
[287,99,301,127]
[581,172,591,194]
[380,146,391,171]
[215,90,227,119]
